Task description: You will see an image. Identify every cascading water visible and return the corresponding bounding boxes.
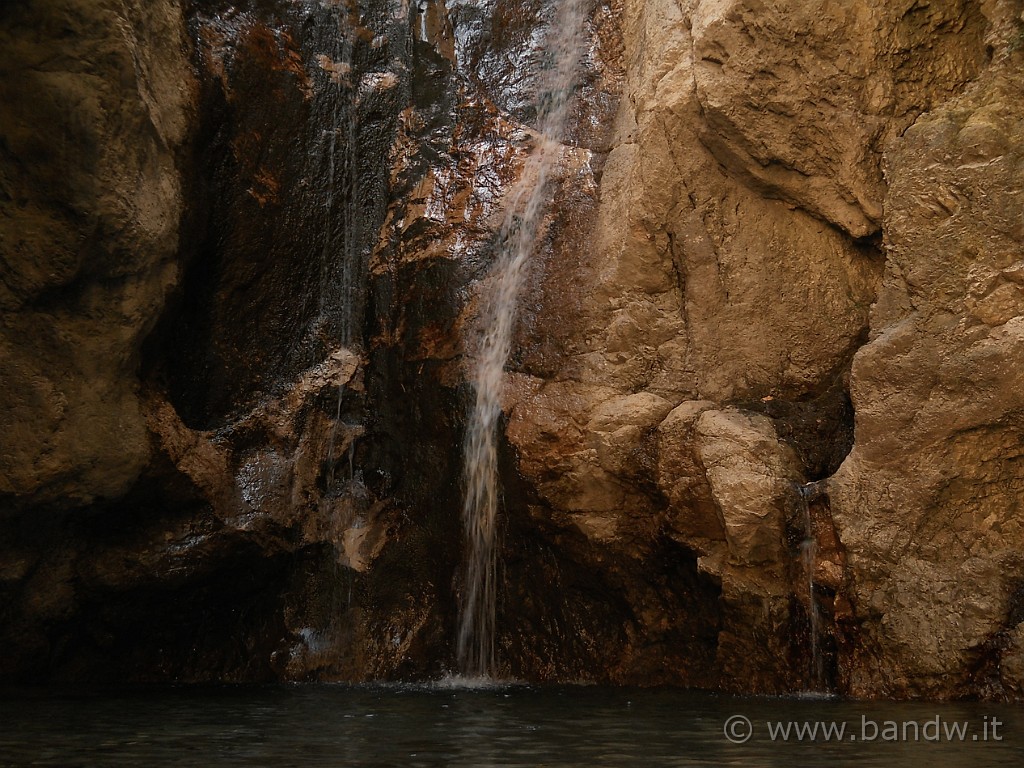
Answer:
[456,0,587,680]
[797,481,825,691]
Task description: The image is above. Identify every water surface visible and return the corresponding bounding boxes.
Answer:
[1,684,1021,766]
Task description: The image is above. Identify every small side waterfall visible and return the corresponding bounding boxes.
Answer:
[797,482,825,691]
[318,0,363,485]
[456,0,586,679]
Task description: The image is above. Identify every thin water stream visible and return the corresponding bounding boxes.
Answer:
[317,0,364,486]
[798,482,825,692]
[457,0,587,680]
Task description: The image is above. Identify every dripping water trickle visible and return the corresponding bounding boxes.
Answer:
[321,0,362,487]
[456,0,587,680]
[798,481,825,692]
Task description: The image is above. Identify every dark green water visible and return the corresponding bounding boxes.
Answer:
[1,684,1022,767]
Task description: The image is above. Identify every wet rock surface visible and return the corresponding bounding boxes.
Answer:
[2,0,1024,699]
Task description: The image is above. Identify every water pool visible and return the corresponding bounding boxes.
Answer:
[1,684,1021,766]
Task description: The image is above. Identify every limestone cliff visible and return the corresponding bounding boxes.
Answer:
[2,0,1024,700]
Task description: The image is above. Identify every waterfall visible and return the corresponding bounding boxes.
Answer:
[798,482,825,691]
[456,0,586,679]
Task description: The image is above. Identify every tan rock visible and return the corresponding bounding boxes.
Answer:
[587,392,673,480]
[830,39,1024,698]
[657,400,722,544]
[689,0,988,238]
[572,0,883,406]
[694,410,801,565]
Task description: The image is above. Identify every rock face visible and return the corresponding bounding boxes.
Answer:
[2,0,1024,699]
[500,0,1024,695]
[830,2,1024,698]
[0,0,193,507]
